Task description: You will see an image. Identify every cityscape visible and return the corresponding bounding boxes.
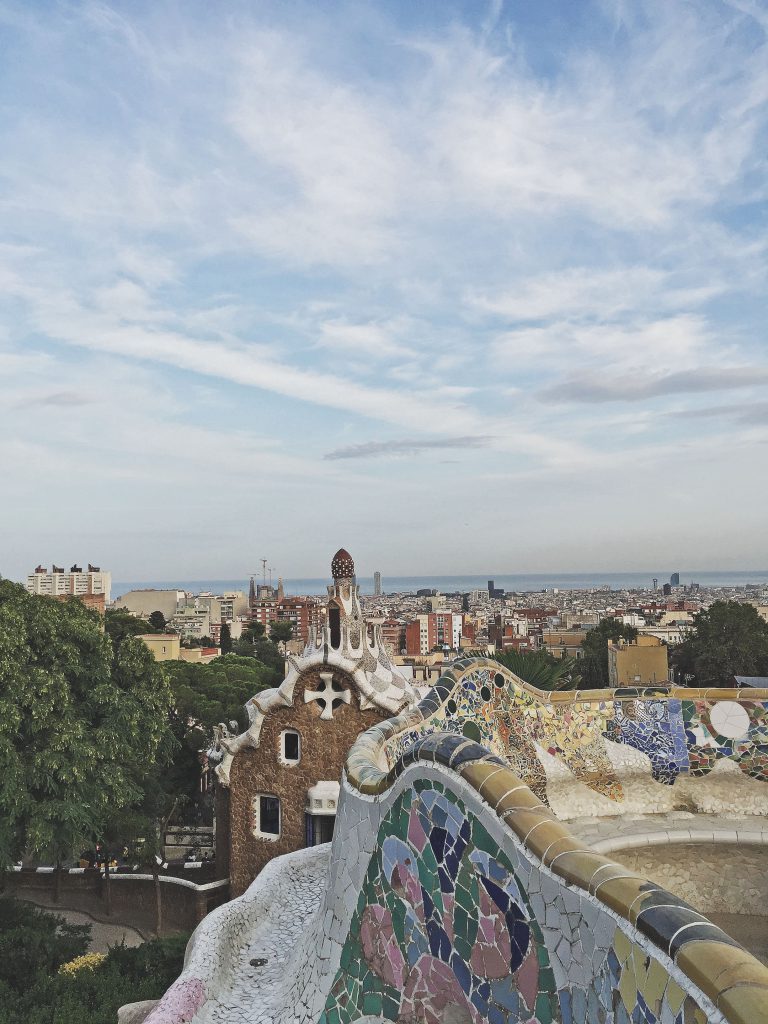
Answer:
[3,2,768,1024]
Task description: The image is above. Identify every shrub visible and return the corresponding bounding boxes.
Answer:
[0,897,188,1024]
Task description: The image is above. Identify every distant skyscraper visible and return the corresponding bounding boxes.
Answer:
[373,571,382,596]
[652,578,658,590]
[670,572,680,587]
[488,580,495,596]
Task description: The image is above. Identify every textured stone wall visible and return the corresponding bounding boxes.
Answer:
[227,670,388,896]
[616,843,768,917]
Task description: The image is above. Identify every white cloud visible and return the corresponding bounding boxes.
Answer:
[492,315,714,374]
[2,0,768,574]
[316,319,413,359]
[468,266,725,323]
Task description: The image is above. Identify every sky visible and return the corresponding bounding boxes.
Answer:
[1,0,767,581]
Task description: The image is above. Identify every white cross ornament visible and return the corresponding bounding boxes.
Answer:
[304,671,352,720]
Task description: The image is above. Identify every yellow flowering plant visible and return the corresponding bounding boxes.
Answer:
[58,952,107,976]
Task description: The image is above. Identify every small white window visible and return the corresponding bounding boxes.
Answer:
[280,729,301,764]
[253,795,281,839]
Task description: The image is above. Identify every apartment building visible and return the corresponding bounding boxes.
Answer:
[404,611,465,656]
[27,563,112,604]
[607,635,669,687]
[250,595,323,645]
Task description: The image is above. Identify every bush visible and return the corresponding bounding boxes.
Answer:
[0,898,188,1024]
[0,898,90,993]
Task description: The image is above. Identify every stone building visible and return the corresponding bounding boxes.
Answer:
[213,548,416,896]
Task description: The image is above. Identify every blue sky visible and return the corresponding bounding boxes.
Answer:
[1,0,767,581]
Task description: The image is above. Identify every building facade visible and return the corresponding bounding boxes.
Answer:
[607,635,669,687]
[27,563,112,603]
[214,548,416,895]
[139,634,182,661]
[541,629,588,659]
[250,595,322,645]
[112,589,185,620]
[404,611,466,656]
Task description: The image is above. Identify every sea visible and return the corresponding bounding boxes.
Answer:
[111,570,768,600]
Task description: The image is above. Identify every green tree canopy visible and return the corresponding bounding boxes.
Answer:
[162,654,279,742]
[104,608,155,649]
[673,601,768,686]
[578,618,639,689]
[148,610,167,631]
[269,620,293,644]
[232,622,282,671]
[0,581,174,869]
[219,622,233,655]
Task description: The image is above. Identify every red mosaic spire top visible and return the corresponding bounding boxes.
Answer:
[331,548,355,580]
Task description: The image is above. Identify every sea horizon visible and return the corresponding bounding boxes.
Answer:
[110,569,768,600]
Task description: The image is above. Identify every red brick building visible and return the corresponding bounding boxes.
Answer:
[250,595,323,645]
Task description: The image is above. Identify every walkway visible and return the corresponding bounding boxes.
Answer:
[19,894,146,952]
[567,810,768,852]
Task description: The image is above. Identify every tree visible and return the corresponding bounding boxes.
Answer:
[578,618,639,689]
[233,621,266,656]
[673,601,768,687]
[269,620,293,645]
[181,635,215,648]
[0,581,174,880]
[233,622,284,669]
[219,623,233,655]
[104,608,154,649]
[490,649,579,691]
[148,610,166,631]
[162,654,278,744]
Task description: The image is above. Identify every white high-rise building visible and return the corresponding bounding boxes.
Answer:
[373,571,382,596]
[27,563,112,603]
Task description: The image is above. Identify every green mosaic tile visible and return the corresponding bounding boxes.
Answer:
[535,991,555,1023]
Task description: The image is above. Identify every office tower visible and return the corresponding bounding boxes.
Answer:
[374,571,382,596]
[670,572,680,587]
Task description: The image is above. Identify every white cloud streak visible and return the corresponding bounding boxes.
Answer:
[2,0,768,574]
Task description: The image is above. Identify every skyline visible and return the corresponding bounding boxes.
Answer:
[2,0,768,579]
[15,567,768,597]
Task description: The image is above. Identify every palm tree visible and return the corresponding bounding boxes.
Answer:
[488,649,579,691]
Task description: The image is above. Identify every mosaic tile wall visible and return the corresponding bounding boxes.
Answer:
[320,777,728,1024]
[145,659,768,1024]
[384,660,768,802]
